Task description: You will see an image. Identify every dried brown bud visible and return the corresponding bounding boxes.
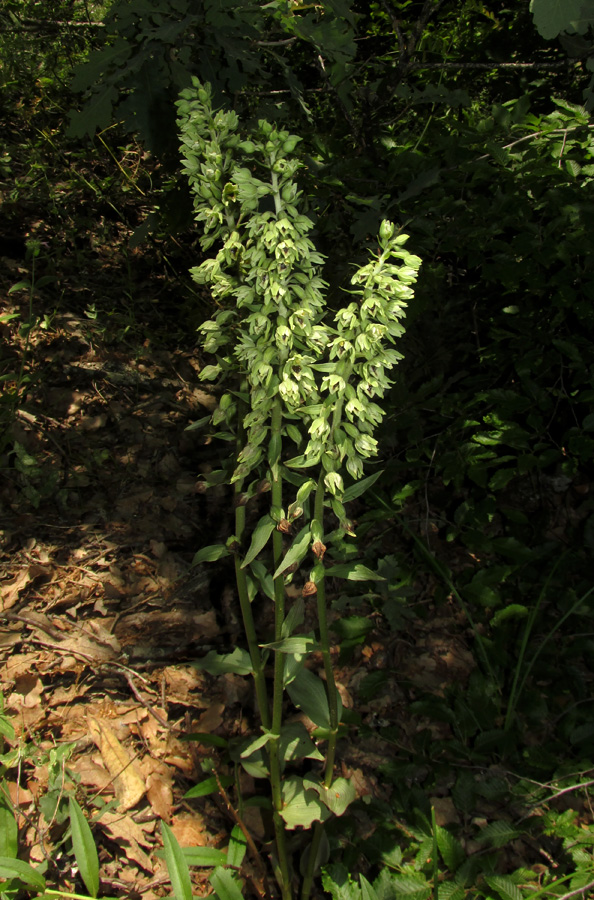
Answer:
[302,581,318,597]
[312,540,326,560]
[257,479,271,494]
[277,519,291,534]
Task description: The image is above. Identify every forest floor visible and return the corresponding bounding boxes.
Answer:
[0,220,487,898]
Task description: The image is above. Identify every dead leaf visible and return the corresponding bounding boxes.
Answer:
[194,703,225,734]
[0,564,49,611]
[51,630,119,662]
[88,716,146,811]
[170,812,207,846]
[69,756,112,792]
[98,811,154,872]
[0,652,39,681]
[430,796,460,826]
[146,771,174,822]
[10,674,44,708]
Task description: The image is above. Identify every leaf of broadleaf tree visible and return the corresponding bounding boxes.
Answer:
[434,823,465,872]
[69,797,100,898]
[321,863,361,900]
[530,0,584,39]
[484,874,523,900]
[360,874,379,900]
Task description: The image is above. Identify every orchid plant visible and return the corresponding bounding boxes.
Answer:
[176,78,421,900]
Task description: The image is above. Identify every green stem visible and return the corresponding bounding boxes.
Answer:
[268,399,292,900]
[302,472,340,900]
[233,388,271,730]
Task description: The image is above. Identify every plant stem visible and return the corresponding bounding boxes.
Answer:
[268,398,292,900]
[234,391,271,730]
[302,471,339,900]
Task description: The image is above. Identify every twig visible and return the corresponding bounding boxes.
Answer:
[123,671,170,731]
[556,879,594,900]
[213,769,273,900]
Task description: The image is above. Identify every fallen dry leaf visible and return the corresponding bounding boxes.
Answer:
[88,716,146,811]
[0,564,49,611]
[9,674,44,708]
[194,702,225,734]
[430,796,460,826]
[171,812,208,847]
[97,810,154,872]
[0,652,39,682]
[69,756,112,792]
[146,771,174,822]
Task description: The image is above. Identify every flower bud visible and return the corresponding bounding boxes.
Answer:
[379,219,395,242]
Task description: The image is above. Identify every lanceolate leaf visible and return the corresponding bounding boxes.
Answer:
[184,773,234,799]
[261,635,318,654]
[210,865,245,900]
[69,797,100,898]
[286,666,342,727]
[192,543,230,565]
[182,847,227,867]
[0,785,17,859]
[241,515,276,567]
[227,825,247,868]
[0,857,46,891]
[193,648,253,675]
[325,562,386,582]
[273,524,311,578]
[282,597,305,637]
[161,821,193,900]
[342,470,383,502]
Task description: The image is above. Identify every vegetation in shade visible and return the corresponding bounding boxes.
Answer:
[3,0,594,899]
[174,76,421,898]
